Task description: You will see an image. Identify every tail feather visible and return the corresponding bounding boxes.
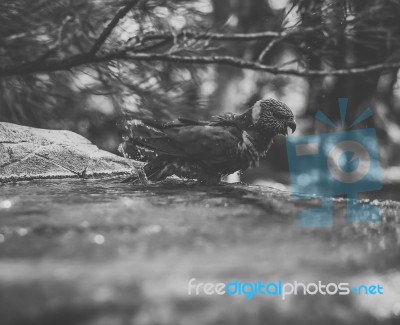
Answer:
[127,119,165,139]
[122,119,185,158]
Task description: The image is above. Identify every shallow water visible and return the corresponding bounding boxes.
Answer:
[0,178,400,324]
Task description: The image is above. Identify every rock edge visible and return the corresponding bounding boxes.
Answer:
[0,122,140,183]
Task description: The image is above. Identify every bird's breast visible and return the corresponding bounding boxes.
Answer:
[237,131,260,168]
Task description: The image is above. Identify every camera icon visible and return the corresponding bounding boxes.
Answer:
[286,99,382,228]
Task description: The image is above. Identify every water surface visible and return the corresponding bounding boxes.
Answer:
[0,178,399,324]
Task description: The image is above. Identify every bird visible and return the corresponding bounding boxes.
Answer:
[119,98,296,184]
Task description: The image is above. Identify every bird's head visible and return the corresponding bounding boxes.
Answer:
[251,98,296,136]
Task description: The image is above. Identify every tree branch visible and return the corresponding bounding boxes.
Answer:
[1,48,400,78]
[122,53,400,76]
[130,27,319,45]
[257,36,285,63]
[89,0,142,57]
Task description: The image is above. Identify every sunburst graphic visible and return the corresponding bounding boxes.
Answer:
[315,98,373,129]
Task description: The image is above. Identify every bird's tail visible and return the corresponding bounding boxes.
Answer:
[119,119,184,162]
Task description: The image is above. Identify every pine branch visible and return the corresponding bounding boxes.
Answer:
[89,0,142,57]
[1,49,400,78]
[130,27,319,44]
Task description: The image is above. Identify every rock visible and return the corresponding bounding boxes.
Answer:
[0,122,140,182]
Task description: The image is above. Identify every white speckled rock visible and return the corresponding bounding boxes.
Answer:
[0,122,140,182]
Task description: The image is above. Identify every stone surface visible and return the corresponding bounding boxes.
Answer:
[0,122,139,182]
[0,178,399,325]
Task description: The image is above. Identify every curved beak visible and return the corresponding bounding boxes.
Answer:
[286,120,296,135]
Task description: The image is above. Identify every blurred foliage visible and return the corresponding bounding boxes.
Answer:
[0,0,400,174]
[0,0,214,152]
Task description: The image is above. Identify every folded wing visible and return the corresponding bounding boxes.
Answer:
[123,119,244,166]
[162,124,243,165]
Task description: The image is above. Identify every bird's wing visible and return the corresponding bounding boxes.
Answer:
[123,119,252,166]
[162,124,246,165]
[125,120,186,157]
